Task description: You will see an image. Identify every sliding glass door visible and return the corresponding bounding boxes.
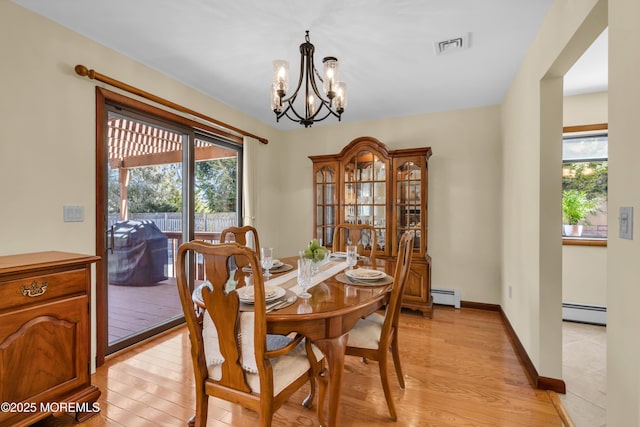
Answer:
[97,94,242,359]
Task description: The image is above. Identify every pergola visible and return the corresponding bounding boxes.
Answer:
[107,116,237,220]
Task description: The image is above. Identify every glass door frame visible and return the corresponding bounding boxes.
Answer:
[94,87,243,365]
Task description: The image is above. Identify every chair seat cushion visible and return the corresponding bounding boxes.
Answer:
[203,311,323,395]
[346,311,385,350]
[245,339,323,395]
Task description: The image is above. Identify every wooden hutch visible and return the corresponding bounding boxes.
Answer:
[310,136,433,317]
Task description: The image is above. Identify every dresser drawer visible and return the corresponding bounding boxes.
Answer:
[0,269,87,311]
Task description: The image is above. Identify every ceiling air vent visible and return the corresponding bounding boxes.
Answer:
[433,33,470,55]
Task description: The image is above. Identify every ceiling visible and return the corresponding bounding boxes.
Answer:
[14,0,607,130]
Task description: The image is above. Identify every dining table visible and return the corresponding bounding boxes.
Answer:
[194,255,393,427]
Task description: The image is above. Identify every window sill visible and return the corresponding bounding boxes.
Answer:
[562,238,607,247]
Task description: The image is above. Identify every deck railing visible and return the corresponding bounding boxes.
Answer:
[163,231,223,279]
[108,213,237,280]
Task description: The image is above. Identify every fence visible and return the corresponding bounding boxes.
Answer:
[108,212,236,279]
[108,212,237,232]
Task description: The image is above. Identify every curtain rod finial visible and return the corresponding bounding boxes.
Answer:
[74,64,95,79]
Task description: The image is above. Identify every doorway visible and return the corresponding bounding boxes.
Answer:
[95,88,243,363]
[560,29,608,424]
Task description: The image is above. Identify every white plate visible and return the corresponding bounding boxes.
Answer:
[243,259,283,271]
[345,268,386,281]
[237,285,285,304]
[331,252,348,258]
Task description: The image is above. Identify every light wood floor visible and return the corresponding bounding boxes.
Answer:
[36,307,565,426]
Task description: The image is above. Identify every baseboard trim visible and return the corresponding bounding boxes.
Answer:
[460,301,500,311]
[450,301,568,393]
[538,376,567,394]
[497,306,566,393]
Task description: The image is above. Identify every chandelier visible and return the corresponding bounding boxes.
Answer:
[271,31,347,128]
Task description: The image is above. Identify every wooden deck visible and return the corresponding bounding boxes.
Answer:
[108,279,183,344]
[107,231,224,344]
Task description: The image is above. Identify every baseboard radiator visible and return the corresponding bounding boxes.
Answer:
[432,288,461,308]
[562,302,606,326]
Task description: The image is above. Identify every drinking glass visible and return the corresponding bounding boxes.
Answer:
[261,247,274,280]
[297,257,312,299]
[297,297,313,314]
[346,245,358,270]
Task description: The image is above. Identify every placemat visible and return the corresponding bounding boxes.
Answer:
[269,263,293,274]
[335,272,393,286]
[242,263,293,274]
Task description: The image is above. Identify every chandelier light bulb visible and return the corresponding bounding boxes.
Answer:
[322,57,339,98]
[270,84,283,113]
[334,82,347,112]
[308,95,316,115]
[272,60,289,96]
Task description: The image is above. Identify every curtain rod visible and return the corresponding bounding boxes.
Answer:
[74,64,268,144]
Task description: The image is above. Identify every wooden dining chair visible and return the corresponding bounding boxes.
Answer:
[332,223,378,267]
[220,225,262,286]
[220,225,261,253]
[175,240,323,427]
[344,230,415,421]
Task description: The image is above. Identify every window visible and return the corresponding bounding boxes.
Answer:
[562,124,608,242]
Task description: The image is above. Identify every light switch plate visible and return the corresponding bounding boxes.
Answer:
[63,205,84,222]
[619,206,633,239]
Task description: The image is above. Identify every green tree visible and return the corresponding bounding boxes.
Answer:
[128,164,182,213]
[108,168,121,215]
[195,158,237,212]
[562,161,608,199]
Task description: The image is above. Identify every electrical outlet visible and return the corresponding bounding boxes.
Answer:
[509,285,512,299]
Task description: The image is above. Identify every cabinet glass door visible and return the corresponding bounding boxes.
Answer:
[316,166,337,246]
[344,150,386,252]
[396,161,421,251]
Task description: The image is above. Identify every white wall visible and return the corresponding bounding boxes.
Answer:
[564,92,608,125]
[562,245,607,305]
[271,106,503,305]
[501,0,606,380]
[503,0,640,424]
[608,0,640,423]
[562,92,608,307]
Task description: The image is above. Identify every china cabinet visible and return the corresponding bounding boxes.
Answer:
[0,251,100,426]
[310,136,433,317]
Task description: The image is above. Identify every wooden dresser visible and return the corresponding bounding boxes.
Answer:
[0,251,100,426]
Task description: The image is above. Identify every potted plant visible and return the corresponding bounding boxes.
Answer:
[562,189,597,237]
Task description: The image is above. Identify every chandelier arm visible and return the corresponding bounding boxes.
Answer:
[281,40,307,106]
[281,100,307,122]
[310,108,335,122]
[278,101,340,126]
[307,50,331,104]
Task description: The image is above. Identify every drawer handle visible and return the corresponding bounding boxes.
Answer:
[21,280,48,297]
